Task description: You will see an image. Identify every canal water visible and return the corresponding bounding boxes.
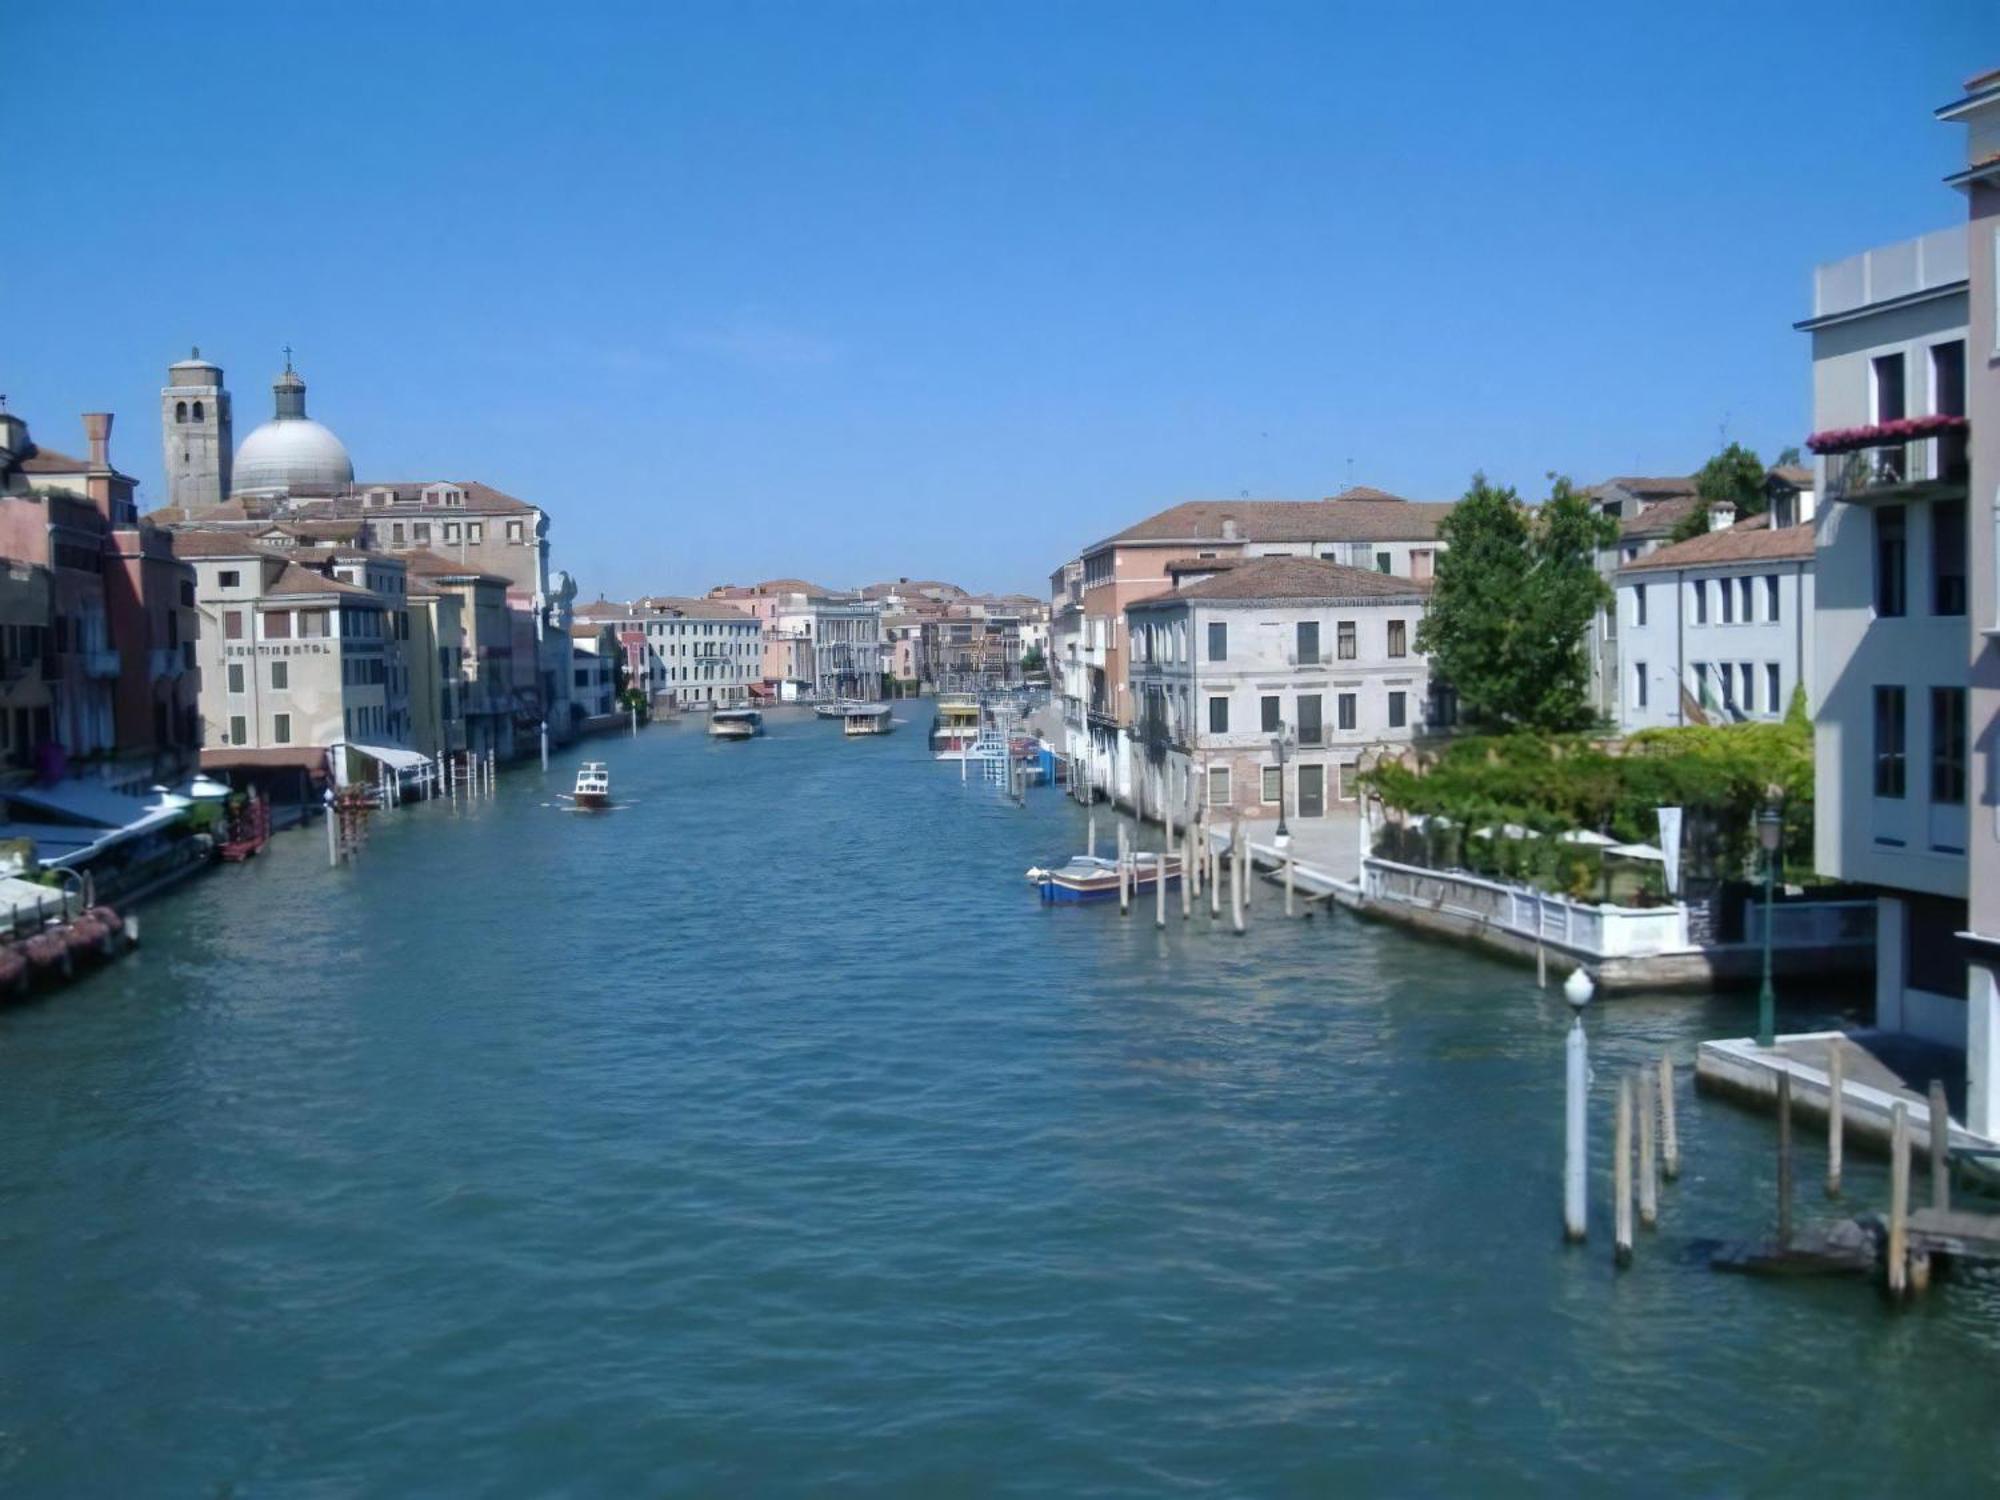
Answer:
[2,708,1997,1495]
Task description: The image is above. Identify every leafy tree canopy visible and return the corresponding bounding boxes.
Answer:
[1416,473,1615,733]
[1672,442,1770,542]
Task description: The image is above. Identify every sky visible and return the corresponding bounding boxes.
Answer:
[4,1,1991,600]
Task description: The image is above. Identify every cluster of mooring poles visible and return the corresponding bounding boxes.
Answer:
[328,749,500,868]
[1095,792,1330,936]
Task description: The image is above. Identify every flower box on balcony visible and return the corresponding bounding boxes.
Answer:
[1805,413,1969,456]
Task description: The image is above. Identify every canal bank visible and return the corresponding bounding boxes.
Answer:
[2,708,1997,1494]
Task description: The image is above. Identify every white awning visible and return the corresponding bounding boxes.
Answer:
[1558,830,1617,847]
[1605,842,1666,862]
[343,742,432,772]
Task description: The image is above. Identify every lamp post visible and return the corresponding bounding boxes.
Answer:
[1563,965,1595,1242]
[1271,721,1295,849]
[1757,804,1782,1048]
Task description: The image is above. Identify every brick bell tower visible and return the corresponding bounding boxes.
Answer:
[161,347,232,511]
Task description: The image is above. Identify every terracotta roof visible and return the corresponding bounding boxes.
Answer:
[15,445,88,473]
[289,545,408,569]
[201,746,330,775]
[1619,494,1704,541]
[264,562,381,599]
[636,595,759,620]
[171,530,268,560]
[1766,465,1814,489]
[270,519,367,539]
[401,549,510,587]
[1129,555,1432,607]
[1617,516,1815,573]
[1091,493,1452,551]
[147,500,269,525]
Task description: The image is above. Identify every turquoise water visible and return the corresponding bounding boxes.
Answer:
[2,708,1996,1494]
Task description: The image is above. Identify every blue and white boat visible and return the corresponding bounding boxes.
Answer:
[1026,852,1183,904]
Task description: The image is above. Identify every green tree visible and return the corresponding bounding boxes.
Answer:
[1774,445,1802,469]
[1416,474,1614,732]
[1671,441,1768,541]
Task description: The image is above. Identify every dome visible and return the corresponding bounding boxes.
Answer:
[231,359,354,495]
[234,418,353,494]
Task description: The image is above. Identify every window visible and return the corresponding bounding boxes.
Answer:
[1873,352,1907,422]
[1208,765,1231,807]
[413,523,431,543]
[270,661,288,691]
[1633,662,1647,710]
[1739,662,1754,713]
[1295,621,1319,665]
[1376,551,1391,573]
[1693,580,1708,625]
[1387,619,1407,658]
[1207,622,1227,662]
[174,401,187,424]
[272,713,291,745]
[1297,693,1322,745]
[1693,662,1708,703]
[1766,663,1780,714]
[1874,686,1906,798]
[224,609,244,641]
[1875,506,1907,617]
[1261,766,1281,804]
[445,523,461,542]
[507,520,524,543]
[228,714,246,744]
[1337,621,1356,660]
[1633,585,1647,628]
[1337,693,1357,731]
[1766,575,1780,622]
[300,609,327,639]
[226,663,245,694]
[1260,695,1280,733]
[1719,580,1734,624]
[1932,688,1966,804]
[1933,498,1967,616]
[1388,690,1406,729]
[192,400,204,422]
[218,569,240,588]
[1208,695,1229,734]
[265,610,292,640]
[467,524,484,544]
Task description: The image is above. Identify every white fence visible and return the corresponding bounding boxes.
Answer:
[1361,857,1690,958]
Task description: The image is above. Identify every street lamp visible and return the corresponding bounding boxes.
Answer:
[1271,721,1295,848]
[1756,803,1782,1048]
[1562,964,1594,1243]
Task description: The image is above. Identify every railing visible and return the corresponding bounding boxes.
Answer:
[148,648,185,681]
[1362,856,1691,958]
[1287,649,1325,667]
[1824,432,1970,503]
[82,648,121,679]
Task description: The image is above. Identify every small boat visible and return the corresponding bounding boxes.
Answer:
[843,703,894,737]
[1026,852,1183,904]
[930,694,982,758]
[573,761,611,809]
[709,707,763,740]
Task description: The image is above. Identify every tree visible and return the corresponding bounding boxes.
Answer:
[1671,442,1768,542]
[1416,474,1614,732]
[1774,445,1802,469]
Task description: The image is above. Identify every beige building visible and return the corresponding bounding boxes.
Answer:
[574,598,761,708]
[1125,556,1434,824]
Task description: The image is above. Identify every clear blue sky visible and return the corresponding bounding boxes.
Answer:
[5,1,1990,599]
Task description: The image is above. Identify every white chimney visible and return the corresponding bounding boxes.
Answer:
[1221,518,1239,541]
[1708,500,1736,533]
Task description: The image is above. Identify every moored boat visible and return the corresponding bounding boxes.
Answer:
[929,693,982,758]
[573,761,611,809]
[709,707,763,740]
[843,703,894,737]
[1026,852,1183,904]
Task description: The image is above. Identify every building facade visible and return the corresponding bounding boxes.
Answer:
[1803,225,1972,1051]
[1612,510,1816,732]
[1124,556,1433,824]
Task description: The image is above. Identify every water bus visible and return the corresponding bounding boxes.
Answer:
[709,707,764,741]
[843,703,894,737]
[929,694,983,758]
[572,762,611,809]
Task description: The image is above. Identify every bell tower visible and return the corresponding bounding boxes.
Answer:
[161,347,232,510]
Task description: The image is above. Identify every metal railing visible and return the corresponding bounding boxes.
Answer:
[1824,432,1970,503]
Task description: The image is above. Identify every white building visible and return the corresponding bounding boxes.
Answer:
[1612,500,1816,732]
[1802,225,1971,1048]
[1124,555,1433,824]
[575,598,762,708]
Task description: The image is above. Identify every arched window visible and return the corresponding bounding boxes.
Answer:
[192,400,204,422]
[174,401,187,423]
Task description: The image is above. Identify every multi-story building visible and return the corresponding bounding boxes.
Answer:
[1611,501,1816,732]
[1585,476,1699,721]
[0,411,198,774]
[1942,69,2000,1136]
[1124,556,1434,824]
[575,598,762,708]
[569,624,621,723]
[0,559,55,771]
[1064,487,1452,813]
[807,597,883,701]
[174,532,416,786]
[1803,224,1971,1051]
[406,552,516,759]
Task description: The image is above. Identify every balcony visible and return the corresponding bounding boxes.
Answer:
[83,647,121,680]
[1816,421,1970,505]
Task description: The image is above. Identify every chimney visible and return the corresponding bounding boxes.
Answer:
[1707,500,1736,533]
[1221,517,1239,541]
[83,412,112,472]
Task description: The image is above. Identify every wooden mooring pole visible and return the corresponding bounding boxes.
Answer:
[1638,1067,1659,1229]
[1154,845,1166,929]
[1825,1043,1844,1198]
[1887,1100,1910,1298]
[1776,1069,1794,1252]
[1088,813,1097,861]
[1117,825,1130,916]
[1179,824,1191,920]
[1284,857,1295,917]
[1930,1078,1951,1213]
[1614,1076,1634,1267]
[1230,835,1246,935]
[1658,1053,1680,1181]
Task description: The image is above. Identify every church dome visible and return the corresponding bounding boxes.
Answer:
[231,360,353,495]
